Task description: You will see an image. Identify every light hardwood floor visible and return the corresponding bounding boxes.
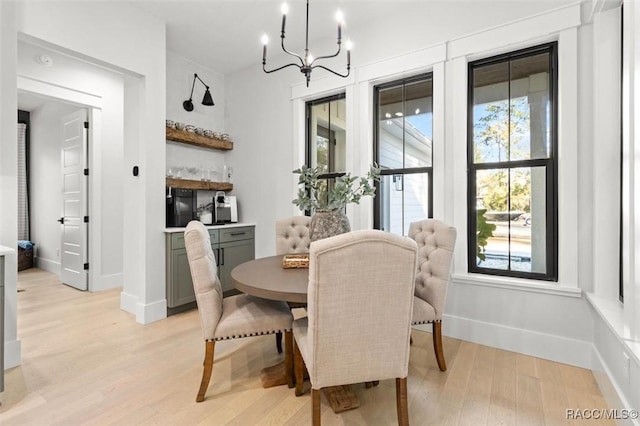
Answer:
[0,268,613,425]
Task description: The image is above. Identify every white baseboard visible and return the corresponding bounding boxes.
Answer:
[442,313,592,368]
[4,338,21,370]
[91,273,122,292]
[136,299,167,324]
[34,257,60,275]
[120,291,138,315]
[591,345,638,425]
[119,291,167,324]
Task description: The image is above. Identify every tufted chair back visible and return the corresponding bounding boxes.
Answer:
[184,220,224,341]
[408,219,457,320]
[275,216,311,255]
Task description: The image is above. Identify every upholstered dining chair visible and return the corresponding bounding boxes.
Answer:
[408,219,457,372]
[275,215,311,255]
[273,215,311,353]
[293,230,418,425]
[184,220,294,402]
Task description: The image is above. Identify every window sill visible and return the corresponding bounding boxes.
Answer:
[585,293,640,367]
[451,273,582,298]
[586,293,631,341]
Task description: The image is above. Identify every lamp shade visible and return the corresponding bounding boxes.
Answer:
[202,89,214,106]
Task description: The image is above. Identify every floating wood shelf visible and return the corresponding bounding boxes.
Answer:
[166,177,233,191]
[166,127,233,151]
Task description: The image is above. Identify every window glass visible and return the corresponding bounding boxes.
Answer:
[375,74,433,235]
[308,97,346,173]
[468,43,557,281]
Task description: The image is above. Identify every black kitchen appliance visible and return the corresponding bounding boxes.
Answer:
[166,188,196,227]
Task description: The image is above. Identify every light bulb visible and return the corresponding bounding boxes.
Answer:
[336,10,344,24]
[281,2,288,14]
[346,39,353,50]
[307,54,314,64]
[261,34,269,45]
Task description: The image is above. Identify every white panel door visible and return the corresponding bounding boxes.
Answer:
[60,109,88,290]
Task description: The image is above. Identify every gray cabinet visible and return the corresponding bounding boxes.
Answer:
[218,227,255,293]
[166,226,254,314]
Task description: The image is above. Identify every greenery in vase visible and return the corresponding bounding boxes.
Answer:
[293,164,381,212]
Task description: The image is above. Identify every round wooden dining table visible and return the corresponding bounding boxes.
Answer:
[231,255,308,304]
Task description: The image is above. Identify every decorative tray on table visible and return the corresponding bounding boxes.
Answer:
[282,254,309,269]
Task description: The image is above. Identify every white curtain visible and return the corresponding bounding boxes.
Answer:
[17,123,29,241]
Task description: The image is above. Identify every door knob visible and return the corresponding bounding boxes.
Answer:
[57,217,64,224]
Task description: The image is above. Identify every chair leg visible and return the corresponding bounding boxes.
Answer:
[294,339,305,396]
[196,341,215,403]
[284,330,294,388]
[275,332,283,354]
[312,388,321,426]
[433,321,447,371]
[396,378,409,426]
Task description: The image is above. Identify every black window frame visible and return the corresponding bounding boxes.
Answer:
[467,42,558,281]
[305,93,347,214]
[373,73,434,232]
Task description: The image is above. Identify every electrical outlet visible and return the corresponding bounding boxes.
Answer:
[623,352,631,383]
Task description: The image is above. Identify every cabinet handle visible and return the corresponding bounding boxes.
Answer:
[214,248,220,266]
[220,247,225,266]
[230,232,246,236]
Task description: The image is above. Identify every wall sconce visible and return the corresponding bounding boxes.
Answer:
[183,73,215,111]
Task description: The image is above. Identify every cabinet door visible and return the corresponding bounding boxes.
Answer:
[218,239,255,293]
[169,248,196,307]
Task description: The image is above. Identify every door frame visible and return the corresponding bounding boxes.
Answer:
[18,76,102,291]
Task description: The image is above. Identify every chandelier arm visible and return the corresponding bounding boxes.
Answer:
[311,64,350,78]
[280,37,306,66]
[310,44,342,64]
[263,62,302,74]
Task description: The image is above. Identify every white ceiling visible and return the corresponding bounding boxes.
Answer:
[127,0,573,75]
[128,0,405,74]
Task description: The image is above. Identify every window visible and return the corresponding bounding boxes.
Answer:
[305,93,346,209]
[374,74,433,235]
[468,43,558,281]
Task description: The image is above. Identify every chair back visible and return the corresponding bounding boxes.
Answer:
[408,219,457,320]
[275,216,311,254]
[307,229,417,388]
[184,220,224,341]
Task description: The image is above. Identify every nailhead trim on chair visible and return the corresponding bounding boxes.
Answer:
[214,328,293,341]
[412,320,434,325]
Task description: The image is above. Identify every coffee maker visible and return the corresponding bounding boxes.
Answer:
[213,191,238,224]
[166,187,196,227]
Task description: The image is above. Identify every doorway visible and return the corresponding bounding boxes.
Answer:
[17,92,90,290]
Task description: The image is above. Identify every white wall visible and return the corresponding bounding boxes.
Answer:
[165,52,232,209]
[0,1,21,369]
[1,3,167,367]
[29,101,83,273]
[18,40,126,290]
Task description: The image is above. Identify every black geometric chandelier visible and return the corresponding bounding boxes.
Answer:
[261,0,351,87]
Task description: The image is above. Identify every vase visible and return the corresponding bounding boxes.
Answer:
[309,210,351,242]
